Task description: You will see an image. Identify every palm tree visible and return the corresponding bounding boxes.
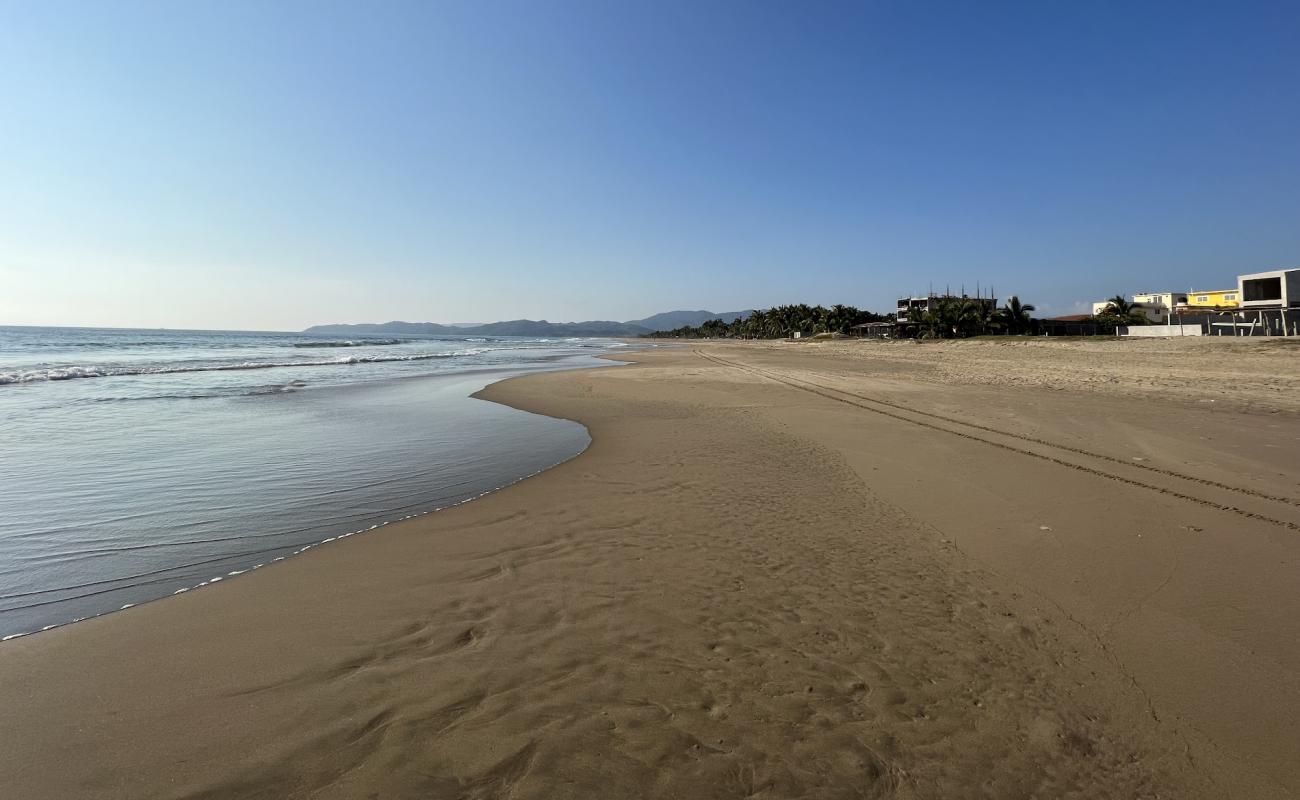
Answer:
[960,299,997,335]
[1098,294,1150,325]
[1101,294,1137,316]
[1000,296,1036,334]
[916,302,942,338]
[763,312,783,338]
[919,298,963,338]
[826,304,847,334]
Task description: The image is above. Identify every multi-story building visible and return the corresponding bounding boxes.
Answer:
[896,294,998,323]
[1238,268,1300,310]
[1132,292,1188,322]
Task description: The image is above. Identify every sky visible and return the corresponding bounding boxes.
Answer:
[2,0,1299,330]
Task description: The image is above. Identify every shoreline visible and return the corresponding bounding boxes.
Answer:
[0,354,614,641]
[1,343,1295,797]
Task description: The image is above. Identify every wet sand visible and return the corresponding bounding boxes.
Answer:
[1,341,1297,798]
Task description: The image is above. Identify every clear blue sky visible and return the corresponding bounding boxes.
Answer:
[3,1,1298,329]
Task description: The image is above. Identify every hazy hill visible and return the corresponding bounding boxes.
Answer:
[302,321,457,335]
[626,310,753,330]
[304,310,753,337]
[463,319,652,337]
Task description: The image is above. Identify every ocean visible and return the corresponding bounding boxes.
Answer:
[0,326,626,639]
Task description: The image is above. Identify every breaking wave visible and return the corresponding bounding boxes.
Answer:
[291,339,408,348]
[0,349,490,385]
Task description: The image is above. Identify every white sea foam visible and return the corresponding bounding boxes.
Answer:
[0,348,498,385]
[291,339,408,348]
[0,328,610,642]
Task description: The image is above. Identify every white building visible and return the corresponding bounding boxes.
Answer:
[1091,292,1187,322]
[1238,268,1300,310]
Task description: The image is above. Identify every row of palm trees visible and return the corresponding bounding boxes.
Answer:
[647,297,1042,339]
[905,295,1036,338]
[647,293,1158,340]
[654,304,888,339]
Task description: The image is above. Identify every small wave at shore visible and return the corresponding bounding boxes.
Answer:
[77,380,308,404]
[0,448,585,640]
[291,339,408,348]
[18,339,188,349]
[0,349,491,385]
[248,380,308,396]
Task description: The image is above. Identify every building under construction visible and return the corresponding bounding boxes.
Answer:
[895,291,998,324]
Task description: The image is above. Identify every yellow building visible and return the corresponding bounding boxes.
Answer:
[1181,289,1240,310]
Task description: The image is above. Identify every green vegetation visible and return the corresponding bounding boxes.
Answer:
[646,296,1043,339]
[646,304,887,339]
[1001,296,1036,334]
[1091,294,1152,327]
[907,295,1036,339]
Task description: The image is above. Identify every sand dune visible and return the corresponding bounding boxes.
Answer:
[1,342,1296,798]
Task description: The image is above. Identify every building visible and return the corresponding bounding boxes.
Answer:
[1132,292,1188,322]
[1084,270,1298,335]
[1091,292,1188,323]
[1178,289,1239,311]
[896,293,998,323]
[850,321,895,339]
[1039,314,1105,336]
[1238,268,1300,310]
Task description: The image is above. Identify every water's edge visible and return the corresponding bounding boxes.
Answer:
[1,354,633,643]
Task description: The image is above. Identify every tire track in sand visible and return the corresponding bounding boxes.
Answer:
[696,350,1300,532]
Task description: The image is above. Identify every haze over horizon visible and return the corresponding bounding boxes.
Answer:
[4,1,1299,331]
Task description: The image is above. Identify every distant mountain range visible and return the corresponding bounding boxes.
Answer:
[630,310,752,331]
[303,310,754,338]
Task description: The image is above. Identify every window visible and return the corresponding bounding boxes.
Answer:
[1197,295,1208,302]
[1243,277,1282,302]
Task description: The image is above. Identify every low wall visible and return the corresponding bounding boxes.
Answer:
[1120,324,1204,337]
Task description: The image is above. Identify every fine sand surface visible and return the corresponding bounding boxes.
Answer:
[758,335,1300,414]
[1,341,1297,798]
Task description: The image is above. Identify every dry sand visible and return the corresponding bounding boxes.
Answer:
[767,335,1300,413]
[1,340,1297,798]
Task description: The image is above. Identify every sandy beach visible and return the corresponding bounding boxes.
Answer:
[1,339,1297,798]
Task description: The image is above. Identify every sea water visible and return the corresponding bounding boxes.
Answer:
[0,326,622,638]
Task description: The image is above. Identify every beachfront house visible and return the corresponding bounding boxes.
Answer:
[1238,268,1300,310]
[1177,289,1239,311]
[1134,293,1187,321]
[1091,292,1188,323]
